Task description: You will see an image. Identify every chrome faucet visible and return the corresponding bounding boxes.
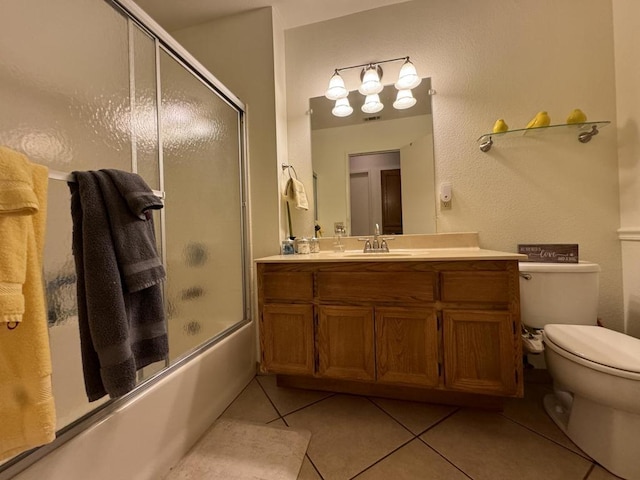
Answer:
[372,223,380,250]
[360,224,392,253]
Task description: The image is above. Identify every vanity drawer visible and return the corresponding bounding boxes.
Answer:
[261,272,314,301]
[440,271,510,303]
[317,272,436,303]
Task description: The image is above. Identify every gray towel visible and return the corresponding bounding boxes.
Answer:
[69,170,167,402]
[98,169,165,292]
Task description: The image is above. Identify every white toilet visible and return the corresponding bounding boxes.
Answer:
[519,261,640,480]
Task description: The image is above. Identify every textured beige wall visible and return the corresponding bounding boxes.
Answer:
[286,0,624,329]
[614,0,640,337]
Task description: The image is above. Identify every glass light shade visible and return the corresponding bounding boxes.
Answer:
[325,72,348,100]
[332,97,353,117]
[395,60,421,90]
[393,89,417,110]
[361,94,384,114]
[358,66,383,95]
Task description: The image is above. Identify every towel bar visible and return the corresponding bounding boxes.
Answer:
[48,169,165,200]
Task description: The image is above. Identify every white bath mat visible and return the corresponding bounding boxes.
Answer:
[163,418,311,480]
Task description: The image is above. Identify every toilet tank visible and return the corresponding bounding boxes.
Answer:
[518,261,600,329]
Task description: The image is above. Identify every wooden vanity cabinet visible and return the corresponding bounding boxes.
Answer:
[317,305,375,381]
[262,303,314,375]
[375,306,440,388]
[259,269,314,375]
[439,268,520,395]
[257,260,523,402]
[443,310,518,395]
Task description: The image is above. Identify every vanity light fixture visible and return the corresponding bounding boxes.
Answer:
[358,65,384,95]
[332,97,353,117]
[395,58,421,90]
[325,71,348,100]
[325,56,421,117]
[393,89,417,110]
[361,94,384,114]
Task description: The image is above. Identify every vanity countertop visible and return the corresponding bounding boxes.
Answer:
[255,247,526,263]
[256,232,526,263]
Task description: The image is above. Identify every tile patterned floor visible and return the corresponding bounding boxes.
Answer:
[217,373,624,480]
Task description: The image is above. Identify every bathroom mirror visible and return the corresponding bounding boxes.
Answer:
[310,78,436,236]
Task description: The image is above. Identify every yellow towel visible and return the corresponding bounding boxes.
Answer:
[0,146,40,325]
[284,177,309,210]
[0,148,56,461]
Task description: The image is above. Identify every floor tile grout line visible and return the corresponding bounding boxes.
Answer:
[283,392,339,418]
[365,396,421,437]
[347,437,416,480]
[255,375,340,421]
[225,376,603,480]
[303,453,325,480]
[254,375,286,420]
[497,410,592,460]
[582,463,596,480]
[263,378,594,479]
[350,401,465,480]
[217,376,256,419]
[416,436,475,480]
[415,408,475,479]
[254,377,327,479]
[414,406,462,437]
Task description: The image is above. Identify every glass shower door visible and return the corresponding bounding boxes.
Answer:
[0,0,248,470]
[159,50,246,361]
[0,0,139,430]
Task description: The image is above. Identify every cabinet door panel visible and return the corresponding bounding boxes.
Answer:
[443,310,517,395]
[318,306,375,381]
[262,304,314,375]
[375,307,439,387]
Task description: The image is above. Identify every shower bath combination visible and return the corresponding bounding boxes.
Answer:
[0,0,251,477]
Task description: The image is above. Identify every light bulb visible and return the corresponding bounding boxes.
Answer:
[393,89,417,109]
[332,97,353,117]
[361,94,383,114]
[325,72,348,100]
[395,59,421,90]
[358,66,383,95]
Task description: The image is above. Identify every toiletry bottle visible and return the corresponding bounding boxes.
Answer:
[281,239,295,255]
[310,237,320,253]
[296,237,310,254]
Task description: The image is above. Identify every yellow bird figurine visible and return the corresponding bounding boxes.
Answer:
[526,111,551,129]
[492,119,509,133]
[566,108,587,124]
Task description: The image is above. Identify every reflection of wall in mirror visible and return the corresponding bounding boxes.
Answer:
[400,135,436,234]
[311,113,435,236]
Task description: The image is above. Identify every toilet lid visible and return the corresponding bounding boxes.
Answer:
[544,324,640,373]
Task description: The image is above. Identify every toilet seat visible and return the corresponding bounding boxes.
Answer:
[543,324,640,379]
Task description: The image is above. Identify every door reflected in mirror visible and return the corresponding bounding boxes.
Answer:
[349,150,403,236]
[310,78,436,236]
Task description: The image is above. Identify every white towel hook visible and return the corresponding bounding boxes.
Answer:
[281,163,298,179]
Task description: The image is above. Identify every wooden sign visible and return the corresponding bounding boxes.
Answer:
[518,244,579,263]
